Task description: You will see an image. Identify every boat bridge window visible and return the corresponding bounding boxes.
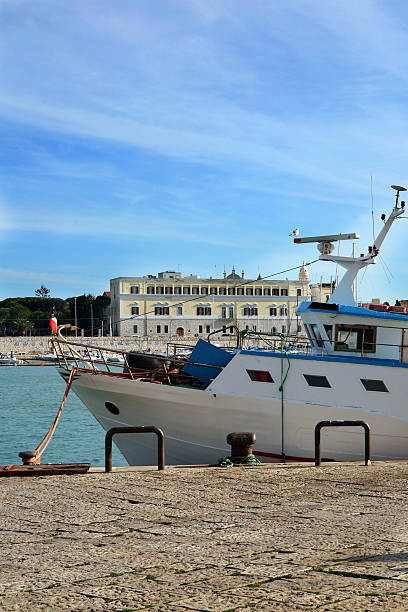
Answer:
[304,374,331,388]
[324,324,333,342]
[361,379,388,392]
[247,370,274,383]
[335,324,376,353]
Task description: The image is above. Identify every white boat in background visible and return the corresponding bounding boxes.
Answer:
[52,185,408,466]
[35,353,59,362]
[0,354,22,365]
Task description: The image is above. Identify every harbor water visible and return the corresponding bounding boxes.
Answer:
[0,366,126,467]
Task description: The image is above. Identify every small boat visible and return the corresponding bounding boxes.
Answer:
[34,353,59,362]
[53,185,408,466]
[0,354,22,365]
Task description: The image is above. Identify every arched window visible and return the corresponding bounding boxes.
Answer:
[280,306,288,316]
[270,305,277,316]
[229,305,234,318]
[177,304,183,316]
[221,306,227,318]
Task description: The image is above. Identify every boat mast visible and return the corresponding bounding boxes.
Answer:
[295,185,406,306]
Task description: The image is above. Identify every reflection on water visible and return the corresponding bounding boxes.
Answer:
[0,366,126,467]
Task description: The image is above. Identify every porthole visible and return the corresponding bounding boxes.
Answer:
[303,374,331,388]
[361,379,388,392]
[105,401,120,415]
[247,369,274,383]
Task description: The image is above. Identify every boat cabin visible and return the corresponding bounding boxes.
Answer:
[297,301,408,363]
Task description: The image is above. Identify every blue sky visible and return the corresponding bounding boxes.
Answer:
[1,0,408,303]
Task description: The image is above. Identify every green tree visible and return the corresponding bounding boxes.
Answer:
[35,285,51,297]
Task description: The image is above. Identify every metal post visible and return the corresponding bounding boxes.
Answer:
[314,420,371,467]
[105,426,165,472]
[74,297,77,337]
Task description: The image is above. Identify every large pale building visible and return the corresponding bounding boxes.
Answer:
[110,267,311,338]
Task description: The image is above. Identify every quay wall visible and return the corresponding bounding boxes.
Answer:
[0,334,236,356]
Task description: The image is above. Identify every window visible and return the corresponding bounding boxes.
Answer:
[183,287,191,295]
[197,306,211,316]
[281,325,286,334]
[165,286,173,294]
[133,325,138,334]
[272,288,279,296]
[147,286,155,294]
[324,324,333,341]
[247,370,274,383]
[228,287,236,295]
[270,306,277,316]
[281,288,288,296]
[297,288,302,296]
[361,379,388,392]
[210,287,218,295]
[244,306,257,316]
[246,287,254,296]
[164,325,169,334]
[206,325,211,333]
[219,287,226,295]
[192,286,199,295]
[264,288,271,296]
[310,323,322,346]
[174,286,182,294]
[154,306,169,316]
[229,306,234,318]
[201,287,208,295]
[255,288,262,296]
[304,374,331,388]
[198,325,203,333]
[243,306,250,316]
[335,325,376,353]
[156,286,164,294]
[130,285,139,294]
[156,325,161,333]
[177,304,183,316]
[131,306,139,315]
[297,324,302,332]
[237,288,244,295]
[221,306,227,318]
[271,326,277,334]
[229,326,234,333]
[280,306,288,316]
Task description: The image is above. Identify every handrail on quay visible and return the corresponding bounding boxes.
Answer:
[105,426,165,472]
[314,420,371,467]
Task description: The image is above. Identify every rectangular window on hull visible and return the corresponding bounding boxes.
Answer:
[361,379,388,392]
[304,374,331,388]
[247,369,274,383]
[335,324,376,353]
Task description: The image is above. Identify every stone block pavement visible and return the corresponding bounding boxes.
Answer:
[2,461,408,611]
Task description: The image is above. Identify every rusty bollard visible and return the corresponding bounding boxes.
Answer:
[225,432,262,466]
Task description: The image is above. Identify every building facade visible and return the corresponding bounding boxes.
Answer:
[110,267,311,338]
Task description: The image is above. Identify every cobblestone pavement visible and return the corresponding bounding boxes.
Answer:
[2,462,408,611]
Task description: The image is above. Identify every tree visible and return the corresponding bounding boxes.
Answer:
[35,285,50,297]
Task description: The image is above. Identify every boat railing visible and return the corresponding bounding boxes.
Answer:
[49,338,229,385]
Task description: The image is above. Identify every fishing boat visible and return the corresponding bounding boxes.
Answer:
[52,185,408,465]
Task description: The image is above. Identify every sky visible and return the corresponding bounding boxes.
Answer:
[1,0,408,303]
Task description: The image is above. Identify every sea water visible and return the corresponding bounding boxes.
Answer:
[0,366,126,467]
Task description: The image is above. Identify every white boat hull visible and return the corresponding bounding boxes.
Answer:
[69,353,408,465]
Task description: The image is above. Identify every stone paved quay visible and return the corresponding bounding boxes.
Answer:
[2,462,408,611]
